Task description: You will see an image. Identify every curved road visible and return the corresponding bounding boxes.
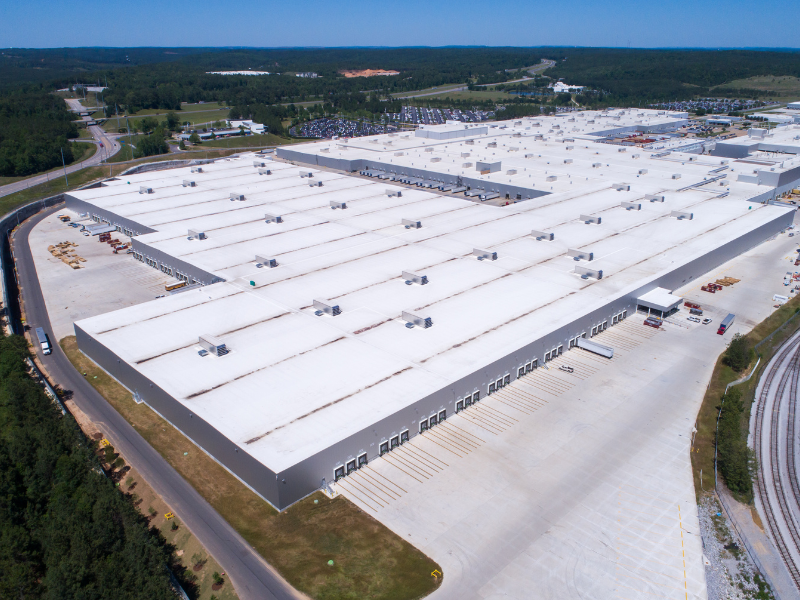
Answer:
[0,99,122,200]
[14,206,301,600]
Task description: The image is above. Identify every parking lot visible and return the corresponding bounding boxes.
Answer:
[336,219,800,600]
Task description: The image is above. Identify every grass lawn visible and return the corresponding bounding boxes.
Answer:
[60,336,441,600]
[71,142,97,162]
[103,109,231,132]
[200,133,303,148]
[691,293,800,500]
[391,83,466,98]
[412,89,512,102]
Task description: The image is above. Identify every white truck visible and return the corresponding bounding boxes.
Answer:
[35,327,51,355]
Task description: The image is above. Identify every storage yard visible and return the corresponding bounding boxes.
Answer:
[56,109,800,512]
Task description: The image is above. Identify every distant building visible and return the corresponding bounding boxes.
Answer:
[206,71,271,76]
[296,72,319,78]
[787,101,800,111]
[230,120,266,134]
[550,82,584,93]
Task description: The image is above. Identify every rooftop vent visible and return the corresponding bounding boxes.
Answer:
[646,194,665,202]
[187,229,206,240]
[253,161,266,167]
[612,183,630,191]
[402,310,433,329]
[671,210,693,220]
[621,201,642,211]
[199,334,228,357]
[330,200,347,210]
[255,255,278,268]
[575,265,603,280]
[230,193,245,201]
[264,213,283,224]
[580,214,601,225]
[402,219,422,229]
[191,167,203,173]
[313,299,341,317]
[299,171,314,178]
[258,168,272,175]
[567,249,593,261]
[182,180,196,187]
[473,248,497,261]
[402,271,428,285]
[531,229,555,241]
[139,186,153,194]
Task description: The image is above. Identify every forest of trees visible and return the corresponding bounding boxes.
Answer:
[0,91,79,177]
[0,335,179,599]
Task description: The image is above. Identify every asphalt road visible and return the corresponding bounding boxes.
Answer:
[14,207,302,600]
[0,99,122,200]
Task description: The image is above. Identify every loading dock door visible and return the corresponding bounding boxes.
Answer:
[380,441,389,455]
[335,466,345,481]
[400,430,409,444]
[358,453,368,467]
[390,436,399,449]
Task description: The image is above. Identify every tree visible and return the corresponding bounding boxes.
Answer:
[165,112,179,131]
[189,132,201,144]
[695,107,707,116]
[723,333,753,373]
[179,140,186,150]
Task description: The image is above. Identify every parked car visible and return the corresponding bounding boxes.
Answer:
[702,318,712,325]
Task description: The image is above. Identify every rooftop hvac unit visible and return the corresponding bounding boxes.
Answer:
[612,183,630,191]
[309,180,323,187]
[638,169,648,175]
[621,201,642,211]
[580,214,601,225]
[632,153,640,159]
[182,180,196,187]
[313,299,341,316]
[139,186,153,194]
[473,248,497,261]
[394,151,405,156]
[465,139,475,145]
[646,194,665,202]
[546,175,557,182]
[425,147,433,152]
[191,167,203,173]
[402,219,422,229]
[566,146,574,151]
[187,229,206,240]
[476,161,501,173]
[199,334,228,357]
[671,210,693,220]
[534,134,544,140]
[330,201,347,210]
[401,271,428,285]
[487,142,497,148]
[672,174,681,179]
[531,230,554,241]
[299,172,313,178]
[230,193,245,201]
[430,157,442,163]
[506,169,518,175]
[258,168,272,175]
[402,310,433,329]
[264,213,283,224]
[461,152,471,157]
[386,189,402,197]
[253,161,266,167]
[509,146,519,152]
[564,159,573,164]
[618,147,627,152]
[462,162,473,168]
[575,265,603,280]
[255,255,278,268]
[567,248,593,261]
[592,162,602,168]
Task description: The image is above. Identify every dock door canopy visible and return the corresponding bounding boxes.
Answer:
[637,287,682,317]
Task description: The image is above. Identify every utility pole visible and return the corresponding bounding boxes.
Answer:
[60,148,69,187]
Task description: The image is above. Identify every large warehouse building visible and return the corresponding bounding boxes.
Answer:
[67,109,799,509]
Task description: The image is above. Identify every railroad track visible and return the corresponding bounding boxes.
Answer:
[753,338,800,590]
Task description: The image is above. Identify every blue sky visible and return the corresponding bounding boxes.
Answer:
[1,0,798,49]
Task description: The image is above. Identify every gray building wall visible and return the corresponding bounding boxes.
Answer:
[130,239,223,287]
[65,195,157,237]
[76,204,793,510]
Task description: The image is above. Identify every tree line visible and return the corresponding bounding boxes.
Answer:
[0,335,179,599]
[0,91,79,177]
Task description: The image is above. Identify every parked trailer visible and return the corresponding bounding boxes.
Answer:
[481,192,500,201]
[576,337,613,358]
[717,313,735,335]
[35,327,51,355]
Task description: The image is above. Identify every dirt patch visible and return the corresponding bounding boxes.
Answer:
[340,69,399,78]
